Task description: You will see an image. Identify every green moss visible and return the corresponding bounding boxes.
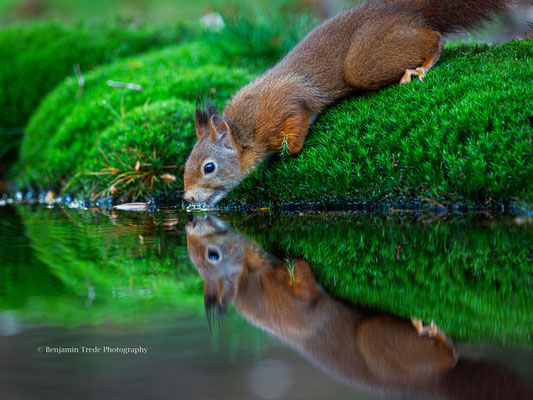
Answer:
[14,40,533,207]
[0,4,311,133]
[16,42,255,190]
[0,20,190,168]
[234,40,533,208]
[0,20,188,130]
[234,213,533,345]
[69,99,196,200]
[201,8,314,72]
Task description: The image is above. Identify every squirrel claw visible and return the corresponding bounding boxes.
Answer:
[416,67,426,81]
[401,68,426,84]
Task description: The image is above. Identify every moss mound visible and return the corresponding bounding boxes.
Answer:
[234,40,533,208]
[70,99,196,200]
[16,42,255,190]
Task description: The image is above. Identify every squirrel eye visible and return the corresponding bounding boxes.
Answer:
[208,250,220,262]
[204,162,216,174]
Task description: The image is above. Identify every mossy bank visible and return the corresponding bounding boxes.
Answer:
[14,39,533,209]
[0,20,191,130]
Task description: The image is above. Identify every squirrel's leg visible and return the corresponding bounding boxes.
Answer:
[279,109,311,155]
[343,24,444,91]
[263,106,311,155]
[400,36,445,84]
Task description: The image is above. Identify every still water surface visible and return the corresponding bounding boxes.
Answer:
[0,205,531,399]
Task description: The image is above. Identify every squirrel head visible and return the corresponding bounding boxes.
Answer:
[185,215,245,321]
[183,101,244,206]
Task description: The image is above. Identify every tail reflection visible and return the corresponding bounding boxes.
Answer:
[186,216,532,400]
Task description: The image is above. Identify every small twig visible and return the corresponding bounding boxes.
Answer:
[113,150,131,170]
[422,213,446,224]
[386,203,402,213]
[167,190,185,201]
[96,132,110,163]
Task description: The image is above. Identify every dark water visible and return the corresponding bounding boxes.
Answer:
[0,204,532,400]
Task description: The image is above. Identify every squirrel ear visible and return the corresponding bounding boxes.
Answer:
[194,121,204,140]
[210,114,229,139]
[195,111,208,140]
[203,280,227,330]
[210,115,239,152]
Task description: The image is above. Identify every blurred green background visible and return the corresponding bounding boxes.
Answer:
[0,0,349,25]
[1,0,531,35]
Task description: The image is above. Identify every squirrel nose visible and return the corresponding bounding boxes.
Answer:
[184,194,196,203]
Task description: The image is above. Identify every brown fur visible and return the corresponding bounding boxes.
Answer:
[186,216,533,399]
[184,0,511,205]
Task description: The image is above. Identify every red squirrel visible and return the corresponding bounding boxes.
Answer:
[184,0,510,205]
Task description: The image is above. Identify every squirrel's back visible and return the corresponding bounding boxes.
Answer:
[228,0,512,115]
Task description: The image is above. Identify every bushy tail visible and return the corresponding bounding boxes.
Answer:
[396,0,511,33]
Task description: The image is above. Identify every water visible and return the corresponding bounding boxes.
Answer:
[0,204,532,399]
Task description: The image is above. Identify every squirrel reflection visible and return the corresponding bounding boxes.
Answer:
[186,216,531,400]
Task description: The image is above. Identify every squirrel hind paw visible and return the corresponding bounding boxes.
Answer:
[400,68,425,84]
